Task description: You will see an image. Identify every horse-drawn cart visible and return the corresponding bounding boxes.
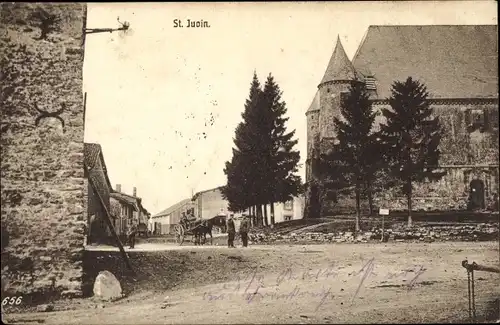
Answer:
[173,215,227,246]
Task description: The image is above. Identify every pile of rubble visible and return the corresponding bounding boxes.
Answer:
[248,223,498,245]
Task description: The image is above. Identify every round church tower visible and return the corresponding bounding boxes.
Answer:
[317,36,363,155]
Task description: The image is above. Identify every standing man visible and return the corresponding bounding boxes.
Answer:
[239,214,250,247]
[128,221,137,249]
[226,214,236,248]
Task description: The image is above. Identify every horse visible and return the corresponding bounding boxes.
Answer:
[191,215,227,245]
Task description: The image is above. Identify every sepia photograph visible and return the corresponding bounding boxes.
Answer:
[1,1,499,324]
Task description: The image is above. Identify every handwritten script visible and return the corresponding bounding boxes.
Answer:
[202,259,426,312]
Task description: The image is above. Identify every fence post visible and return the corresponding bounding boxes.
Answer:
[379,208,389,242]
[462,260,500,323]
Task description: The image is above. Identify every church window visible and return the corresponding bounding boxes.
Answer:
[327,88,330,93]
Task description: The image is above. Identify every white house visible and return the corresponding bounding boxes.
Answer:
[152,198,195,235]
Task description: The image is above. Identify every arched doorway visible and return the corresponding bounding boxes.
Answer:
[468,179,485,210]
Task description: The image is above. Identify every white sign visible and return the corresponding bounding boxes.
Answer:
[379,208,390,216]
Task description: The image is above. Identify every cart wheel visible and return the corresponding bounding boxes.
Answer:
[174,225,185,246]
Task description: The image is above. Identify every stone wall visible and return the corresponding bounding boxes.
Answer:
[371,101,499,212]
[311,98,499,215]
[250,222,499,244]
[1,3,87,299]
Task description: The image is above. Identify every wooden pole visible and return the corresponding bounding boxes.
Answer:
[83,92,87,131]
[380,214,385,242]
[88,172,135,274]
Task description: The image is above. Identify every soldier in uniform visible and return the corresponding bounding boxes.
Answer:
[226,214,236,248]
[239,214,250,247]
[127,222,138,249]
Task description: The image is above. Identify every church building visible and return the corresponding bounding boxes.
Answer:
[305,25,498,215]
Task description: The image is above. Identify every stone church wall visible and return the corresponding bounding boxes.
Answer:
[1,3,87,299]
[317,101,499,215]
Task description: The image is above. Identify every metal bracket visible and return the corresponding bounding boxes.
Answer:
[85,17,130,35]
[34,102,66,133]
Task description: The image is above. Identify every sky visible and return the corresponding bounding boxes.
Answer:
[82,1,497,215]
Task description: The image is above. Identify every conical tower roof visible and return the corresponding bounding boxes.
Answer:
[320,36,358,85]
[306,90,320,113]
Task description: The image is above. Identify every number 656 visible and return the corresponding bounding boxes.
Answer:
[2,296,23,305]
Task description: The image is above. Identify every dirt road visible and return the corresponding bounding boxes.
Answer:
[4,242,499,324]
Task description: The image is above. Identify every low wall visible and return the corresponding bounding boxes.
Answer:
[249,223,499,244]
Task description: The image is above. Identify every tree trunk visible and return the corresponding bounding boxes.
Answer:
[259,204,265,227]
[270,203,275,225]
[367,182,374,216]
[256,205,262,227]
[355,186,361,233]
[305,182,321,219]
[407,179,413,228]
[252,206,256,226]
[263,204,268,227]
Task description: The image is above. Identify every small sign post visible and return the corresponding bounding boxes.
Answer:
[379,208,390,242]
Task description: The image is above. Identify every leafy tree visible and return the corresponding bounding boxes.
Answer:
[261,74,302,224]
[319,83,379,231]
[380,77,445,227]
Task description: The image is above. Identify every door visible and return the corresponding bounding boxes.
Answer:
[468,179,485,210]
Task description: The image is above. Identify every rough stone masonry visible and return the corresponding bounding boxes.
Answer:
[1,3,87,299]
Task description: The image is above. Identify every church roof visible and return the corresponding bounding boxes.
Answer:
[352,25,498,99]
[320,36,359,84]
[306,90,320,113]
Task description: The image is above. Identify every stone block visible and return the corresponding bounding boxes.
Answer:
[93,271,122,302]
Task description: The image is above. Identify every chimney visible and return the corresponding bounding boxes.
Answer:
[116,184,121,192]
[133,187,137,197]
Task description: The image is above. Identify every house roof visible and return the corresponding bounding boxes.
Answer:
[84,143,113,210]
[192,186,224,201]
[352,25,498,99]
[110,192,139,211]
[154,198,192,218]
[110,191,150,215]
[320,36,361,85]
[84,143,112,189]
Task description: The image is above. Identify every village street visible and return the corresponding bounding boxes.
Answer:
[84,242,273,252]
[4,241,499,324]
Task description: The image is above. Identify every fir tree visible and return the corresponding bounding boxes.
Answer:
[221,72,266,216]
[380,77,446,227]
[261,74,302,224]
[320,82,379,231]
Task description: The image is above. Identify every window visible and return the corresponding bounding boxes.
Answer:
[284,215,292,221]
[340,91,349,107]
[284,201,293,211]
[364,76,376,91]
[465,108,488,133]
